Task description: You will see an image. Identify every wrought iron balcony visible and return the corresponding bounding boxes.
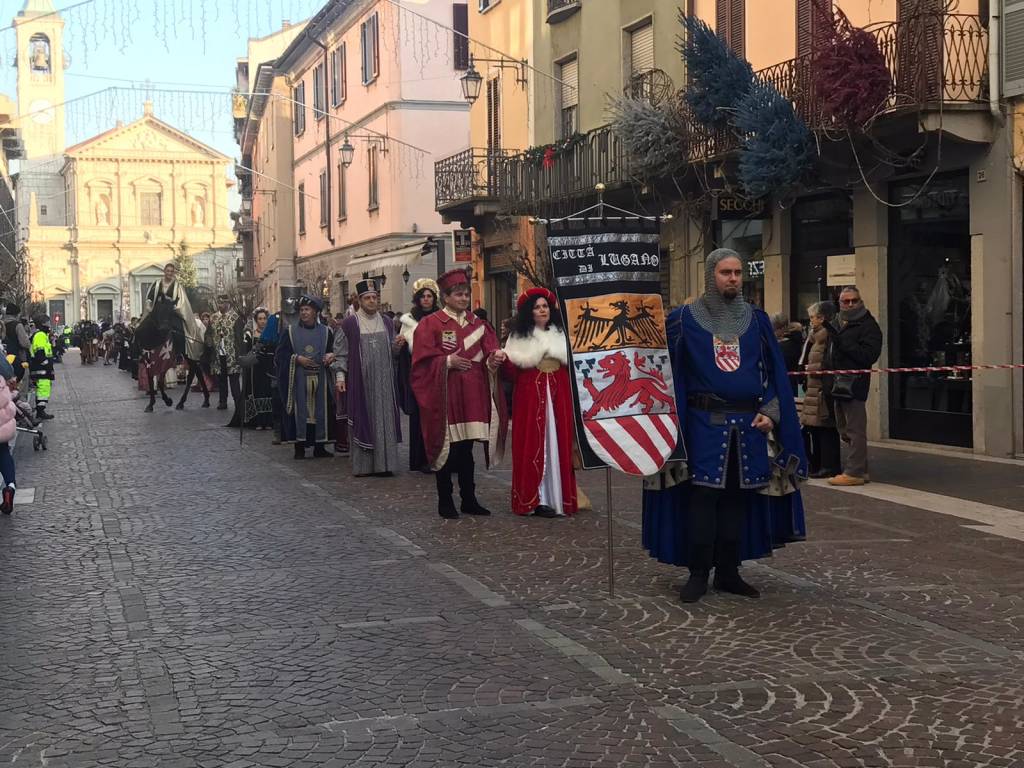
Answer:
[547,0,581,24]
[500,125,632,215]
[434,148,518,213]
[686,13,988,163]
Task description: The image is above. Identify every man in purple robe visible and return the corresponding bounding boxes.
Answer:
[332,280,402,476]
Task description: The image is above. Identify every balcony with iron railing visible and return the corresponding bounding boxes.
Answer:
[434,147,519,216]
[547,0,581,24]
[501,126,632,215]
[697,12,988,160]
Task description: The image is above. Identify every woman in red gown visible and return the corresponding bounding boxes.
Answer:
[502,288,578,518]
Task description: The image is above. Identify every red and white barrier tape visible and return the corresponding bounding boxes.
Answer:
[790,363,1024,377]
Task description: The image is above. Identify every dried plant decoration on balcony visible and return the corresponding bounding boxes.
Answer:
[607,96,688,180]
[813,6,891,129]
[735,82,815,200]
[679,14,754,130]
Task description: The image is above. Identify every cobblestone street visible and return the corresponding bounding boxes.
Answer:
[2,356,1023,768]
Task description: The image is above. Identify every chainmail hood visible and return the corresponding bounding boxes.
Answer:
[690,247,752,340]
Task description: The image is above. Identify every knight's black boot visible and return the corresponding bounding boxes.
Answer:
[713,568,760,598]
[436,468,458,519]
[293,443,306,460]
[312,444,332,458]
[456,449,490,516]
[679,570,709,603]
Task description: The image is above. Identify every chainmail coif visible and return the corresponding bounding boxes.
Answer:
[689,247,753,341]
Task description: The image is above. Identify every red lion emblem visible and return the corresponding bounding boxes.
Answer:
[582,351,674,419]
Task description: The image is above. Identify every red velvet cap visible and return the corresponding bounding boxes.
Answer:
[438,268,470,294]
[516,286,557,311]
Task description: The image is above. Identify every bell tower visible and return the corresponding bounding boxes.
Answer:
[14,0,66,160]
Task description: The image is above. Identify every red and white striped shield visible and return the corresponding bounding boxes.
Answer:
[713,336,741,372]
[574,347,678,476]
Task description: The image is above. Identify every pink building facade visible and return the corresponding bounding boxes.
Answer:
[279,0,471,312]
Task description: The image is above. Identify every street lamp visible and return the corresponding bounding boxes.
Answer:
[460,60,483,104]
[340,135,355,168]
[402,266,410,284]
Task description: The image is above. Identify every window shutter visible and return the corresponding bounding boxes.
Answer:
[340,43,347,101]
[360,21,368,83]
[486,77,501,152]
[561,58,578,108]
[371,13,380,79]
[1006,0,1024,97]
[453,3,469,70]
[629,23,654,75]
[729,0,745,57]
[716,0,728,43]
[797,0,833,57]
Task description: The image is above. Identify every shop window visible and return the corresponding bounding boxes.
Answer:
[715,218,764,308]
[888,172,972,447]
[790,193,853,320]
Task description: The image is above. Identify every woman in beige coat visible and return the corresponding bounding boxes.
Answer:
[800,301,841,478]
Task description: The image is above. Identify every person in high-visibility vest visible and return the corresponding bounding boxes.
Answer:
[29,315,55,420]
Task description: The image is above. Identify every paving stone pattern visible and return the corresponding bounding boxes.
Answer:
[1,355,1022,767]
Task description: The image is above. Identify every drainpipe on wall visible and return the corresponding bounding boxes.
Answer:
[990,3,1002,119]
[309,32,335,248]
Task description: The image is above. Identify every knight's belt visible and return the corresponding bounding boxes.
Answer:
[537,357,562,373]
[687,393,760,413]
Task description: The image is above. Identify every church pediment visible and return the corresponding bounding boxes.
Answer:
[66,117,228,162]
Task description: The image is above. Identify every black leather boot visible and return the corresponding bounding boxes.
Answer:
[436,468,458,519]
[456,446,491,516]
[293,443,306,460]
[679,570,709,603]
[713,568,760,598]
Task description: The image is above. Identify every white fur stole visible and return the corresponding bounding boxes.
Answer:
[400,313,418,352]
[503,326,569,369]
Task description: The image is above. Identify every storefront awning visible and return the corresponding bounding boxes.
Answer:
[343,239,432,280]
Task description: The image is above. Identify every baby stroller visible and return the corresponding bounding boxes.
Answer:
[12,383,46,452]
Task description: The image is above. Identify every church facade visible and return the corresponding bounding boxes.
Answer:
[13,0,239,324]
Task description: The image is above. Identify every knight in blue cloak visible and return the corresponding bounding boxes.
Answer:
[275,294,335,459]
[642,248,807,603]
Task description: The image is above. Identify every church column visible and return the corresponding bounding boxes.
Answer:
[69,246,81,322]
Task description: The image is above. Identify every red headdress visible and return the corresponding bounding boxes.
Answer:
[516,286,557,311]
[437,268,470,294]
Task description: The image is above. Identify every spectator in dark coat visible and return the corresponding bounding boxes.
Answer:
[825,286,883,487]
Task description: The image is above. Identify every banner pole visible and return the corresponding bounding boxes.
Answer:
[606,466,615,598]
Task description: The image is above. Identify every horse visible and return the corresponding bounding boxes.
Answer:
[135,295,210,413]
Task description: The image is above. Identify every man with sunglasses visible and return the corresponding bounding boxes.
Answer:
[826,286,882,487]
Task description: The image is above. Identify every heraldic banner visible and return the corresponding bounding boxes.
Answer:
[548,220,679,476]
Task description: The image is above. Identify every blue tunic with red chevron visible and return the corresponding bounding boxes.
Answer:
[675,303,797,489]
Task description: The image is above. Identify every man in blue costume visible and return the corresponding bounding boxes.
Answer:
[643,249,806,603]
[276,295,335,459]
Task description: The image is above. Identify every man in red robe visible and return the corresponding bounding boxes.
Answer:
[412,268,507,519]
